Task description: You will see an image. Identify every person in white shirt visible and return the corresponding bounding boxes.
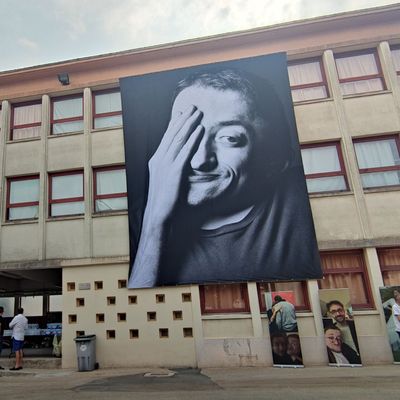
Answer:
[9,307,28,370]
[392,291,400,339]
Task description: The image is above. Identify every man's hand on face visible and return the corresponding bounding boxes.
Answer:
[145,105,204,226]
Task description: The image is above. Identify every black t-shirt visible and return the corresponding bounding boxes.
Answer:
[158,167,321,285]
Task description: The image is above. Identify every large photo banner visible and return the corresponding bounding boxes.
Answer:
[319,288,362,366]
[266,291,303,367]
[379,286,400,363]
[120,53,322,288]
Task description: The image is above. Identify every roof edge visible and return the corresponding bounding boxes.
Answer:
[1,3,399,76]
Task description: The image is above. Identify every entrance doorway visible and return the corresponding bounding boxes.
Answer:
[0,268,62,358]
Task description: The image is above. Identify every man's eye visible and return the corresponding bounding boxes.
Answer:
[218,136,240,144]
[215,133,247,146]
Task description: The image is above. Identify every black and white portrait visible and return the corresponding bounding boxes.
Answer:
[120,53,322,288]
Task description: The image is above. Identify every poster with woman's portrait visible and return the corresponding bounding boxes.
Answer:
[379,286,400,363]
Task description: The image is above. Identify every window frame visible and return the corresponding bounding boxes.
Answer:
[92,89,122,130]
[353,134,400,189]
[6,175,40,221]
[10,100,42,141]
[301,141,349,194]
[319,250,374,310]
[199,283,250,314]
[390,45,400,80]
[288,57,329,102]
[50,94,84,135]
[257,281,310,312]
[93,165,127,213]
[334,49,386,95]
[48,170,84,217]
[377,247,400,286]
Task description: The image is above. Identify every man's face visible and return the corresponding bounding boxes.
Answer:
[171,85,264,207]
[272,336,287,357]
[328,304,346,323]
[325,329,343,353]
[287,336,301,357]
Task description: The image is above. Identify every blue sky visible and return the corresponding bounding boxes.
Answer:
[0,0,398,72]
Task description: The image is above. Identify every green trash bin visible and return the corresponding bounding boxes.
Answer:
[74,334,97,371]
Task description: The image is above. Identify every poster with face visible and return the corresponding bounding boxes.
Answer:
[120,53,322,288]
[265,291,303,367]
[379,286,400,363]
[319,288,362,366]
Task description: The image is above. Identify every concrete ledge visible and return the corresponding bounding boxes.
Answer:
[0,357,62,369]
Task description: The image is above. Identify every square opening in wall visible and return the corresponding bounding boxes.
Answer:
[107,330,116,339]
[76,298,85,307]
[67,282,75,291]
[173,310,183,320]
[107,296,116,305]
[128,295,137,304]
[76,331,85,337]
[94,281,103,290]
[159,328,169,338]
[183,327,193,337]
[68,314,77,324]
[182,293,191,302]
[96,313,105,323]
[156,294,165,303]
[130,329,139,339]
[118,279,127,288]
[147,312,156,321]
[117,313,127,322]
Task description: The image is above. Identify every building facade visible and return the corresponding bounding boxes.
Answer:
[0,5,399,368]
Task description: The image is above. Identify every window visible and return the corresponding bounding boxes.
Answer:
[21,296,43,316]
[391,47,400,85]
[353,136,400,189]
[51,95,83,134]
[199,283,249,314]
[318,250,373,309]
[49,171,84,217]
[378,248,400,286]
[335,50,385,95]
[301,142,348,193]
[93,90,122,129]
[6,175,40,221]
[93,166,127,212]
[288,59,328,102]
[11,101,41,140]
[257,281,310,311]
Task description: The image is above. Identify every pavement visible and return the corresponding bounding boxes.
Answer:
[1,364,399,400]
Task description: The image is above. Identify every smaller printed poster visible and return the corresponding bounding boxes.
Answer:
[266,291,303,367]
[319,288,362,366]
[379,286,400,363]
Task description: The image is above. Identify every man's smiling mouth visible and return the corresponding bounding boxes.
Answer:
[188,173,220,183]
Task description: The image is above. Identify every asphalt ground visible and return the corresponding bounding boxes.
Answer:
[1,364,399,400]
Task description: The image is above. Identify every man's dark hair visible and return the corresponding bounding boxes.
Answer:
[17,307,24,314]
[173,68,294,174]
[324,325,341,334]
[274,295,284,302]
[271,331,288,342]
[173,69,259,113]
[0,306,4,313]
[326,300,344,311]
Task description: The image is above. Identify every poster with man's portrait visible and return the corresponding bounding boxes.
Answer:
[319,288,362,366]
[265,291,303,367]
[120,53,322,288]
